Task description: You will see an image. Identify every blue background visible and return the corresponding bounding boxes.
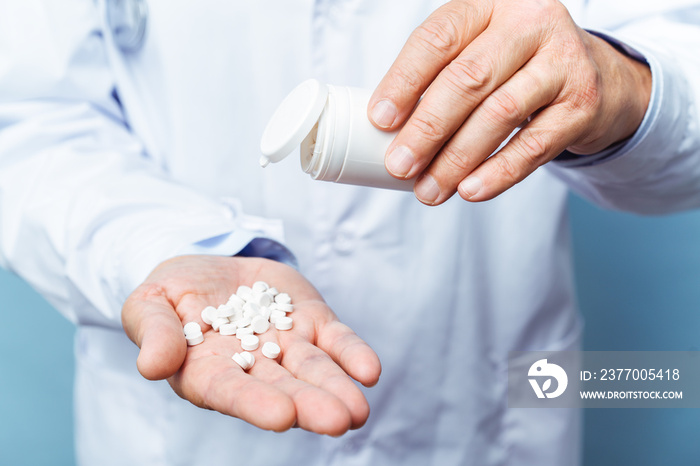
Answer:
[1,194,699,466]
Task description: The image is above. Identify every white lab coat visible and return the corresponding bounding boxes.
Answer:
[1,0,699,465]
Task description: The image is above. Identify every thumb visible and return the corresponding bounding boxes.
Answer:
[122,289,187,381]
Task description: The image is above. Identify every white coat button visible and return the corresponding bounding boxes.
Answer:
[342,437,363,453]
[333,228,356,254]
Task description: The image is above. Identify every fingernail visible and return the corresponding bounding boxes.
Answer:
[459,176,483,199]
[385,145,415,178]
[415,174,440,205]
[371,99,398,129]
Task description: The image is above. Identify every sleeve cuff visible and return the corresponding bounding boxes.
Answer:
[181,234,297,267]
[115,199,297,310]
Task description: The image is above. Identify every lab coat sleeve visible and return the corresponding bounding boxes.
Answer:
[547,2,700,215]
[0,1,292,328]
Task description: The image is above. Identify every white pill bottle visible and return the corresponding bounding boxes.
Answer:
[260,79,413,191]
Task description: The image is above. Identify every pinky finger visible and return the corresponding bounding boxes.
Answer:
[316,321,382,388]
[457,103,579,202]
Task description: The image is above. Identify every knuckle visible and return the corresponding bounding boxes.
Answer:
[483,89,526,129]
[490,154,521,183]
[389,63,427,98]
[444,56,492,96]
[413,12,465,58]
[440,145,473,173]
[553,0,575,21]
[531,0,571,26]
[489,130,549,184]
[544,0,570,18]
[514,129,550,164]
[410,108,450,144]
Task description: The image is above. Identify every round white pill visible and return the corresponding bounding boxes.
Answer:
[234,317,252,328]
[243,301,261,317]
[236,285,253,302]
[262,342,281,359]
[269,310,286,324]
[183,322,202,337]
[267,287,279,297]
[236,327,254,339]
[275,316,293,331]
[216,304,235,318]
[232,352,249,370]
[241,334,260,351]
[253,292,273,308]
[259,306,271,320]
[251,315,270,334]
[200,306,216,325]
[274,293,292,305]
[211,317,229,332]
[186,333,204,346]
[240,351,255,369]
[219,323,237,336]
[252,281,269,293]
[276,303,294,313]
[227,294,245,308]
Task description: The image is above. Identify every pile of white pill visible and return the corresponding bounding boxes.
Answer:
[182,281,293,372]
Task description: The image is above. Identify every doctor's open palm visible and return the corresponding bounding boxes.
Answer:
[121,255,381,435]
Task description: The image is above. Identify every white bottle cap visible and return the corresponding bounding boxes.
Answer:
[260,79,328,166]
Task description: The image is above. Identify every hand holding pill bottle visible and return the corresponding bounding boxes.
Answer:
[121,255,381,435]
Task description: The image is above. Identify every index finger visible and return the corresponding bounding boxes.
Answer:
[368,1,490,130]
